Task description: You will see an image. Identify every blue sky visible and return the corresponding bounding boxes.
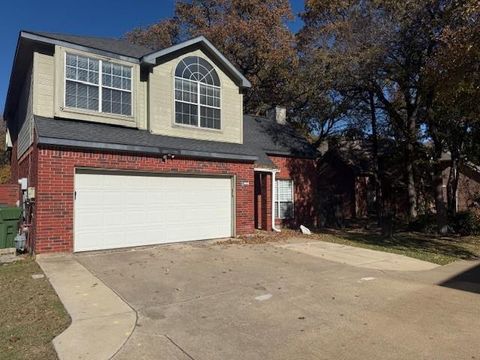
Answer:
[0,0,305,113]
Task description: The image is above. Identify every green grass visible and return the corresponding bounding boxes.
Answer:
[241,229,480,265]
[0,259,70,360]
[309,230,480,265]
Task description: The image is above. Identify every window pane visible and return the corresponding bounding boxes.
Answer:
[175,57,220,127]
[88,59,98,71]
[112,76,122,89]
[65,80,99,111]
[103,74,112,87]
[211,70,220,86]
[122,67,131,77]
[102,100,112,113]
[112,64,122,76]
[65,53,98,85]
[103,88,112,101]
[101,87,131,115]
[122,104,131,116]
[112,101,121,114]
[78,56,88,69]
[279,202,294,219]
[65,80,76,97]
[122,92,131,105]
[277,180,293,202]
[175,101,198,126]
[175,56,220,86]
[122,78,131,90]
[66,54,77,66]
[88,71,98,84]
[102,61,132,91]
[275,180,294,219]
[78,69,88,82]
[200,106,220,129]
[66,66,76,80]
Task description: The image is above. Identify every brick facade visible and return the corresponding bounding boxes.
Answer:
[18,145,254,253]
[12,143,321,253]
[269,156,318,228]
[0,184,19,206]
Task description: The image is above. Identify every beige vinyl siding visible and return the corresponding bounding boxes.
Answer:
[44,46,147,129]
[136,78,148,130]
[16,66,34,158]
[149,49,243,144]
[33,52,55,118]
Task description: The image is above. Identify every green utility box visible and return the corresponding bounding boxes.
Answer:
[0,207,22,249]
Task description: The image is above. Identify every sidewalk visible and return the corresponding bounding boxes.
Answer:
[37,255,136,360]
[278,240,440,271]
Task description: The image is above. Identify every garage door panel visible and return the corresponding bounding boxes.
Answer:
[74,172,233,252]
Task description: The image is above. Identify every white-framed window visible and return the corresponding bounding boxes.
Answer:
[174,56,221,130]
[65,53,132,116]
[275,179,294,219]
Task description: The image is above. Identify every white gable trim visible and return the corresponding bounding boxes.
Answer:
[141,36,251,89]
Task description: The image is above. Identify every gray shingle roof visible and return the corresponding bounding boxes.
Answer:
[28,31,154,58]
[35,116,317,167]
[243,115,317,167]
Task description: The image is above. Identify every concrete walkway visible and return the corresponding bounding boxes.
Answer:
[278,240,440,271]
[37,255,136,360]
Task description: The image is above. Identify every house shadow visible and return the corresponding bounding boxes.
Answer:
[324,229,478,261]
[439,263,480,294]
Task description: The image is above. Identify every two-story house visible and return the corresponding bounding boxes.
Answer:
[3,31,318,253]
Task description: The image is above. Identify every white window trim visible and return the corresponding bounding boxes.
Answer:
[275,179,294,220]
[174,76,222,129]
[64,53,133,117]
[173,57,222,131]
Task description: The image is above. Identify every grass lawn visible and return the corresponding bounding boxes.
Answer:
[0,259,70,360]
[238,229,480,265]
[311,230,480,265]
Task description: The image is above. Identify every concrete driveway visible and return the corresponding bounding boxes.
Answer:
[77,239,480,360]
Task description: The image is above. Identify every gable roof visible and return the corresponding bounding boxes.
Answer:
[243,115,317,167]
[35,116,259,162]
[34,116,317,168]
[25,31,154,58]
[4,31,251,121]
[142,36,251,88]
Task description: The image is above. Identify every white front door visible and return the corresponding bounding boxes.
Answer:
[74,170,233,252]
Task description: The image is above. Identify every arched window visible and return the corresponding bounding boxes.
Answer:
[174,56,221,129]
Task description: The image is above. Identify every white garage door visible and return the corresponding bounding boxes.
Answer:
[74,171,233,252]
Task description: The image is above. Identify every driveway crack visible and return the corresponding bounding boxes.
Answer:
[165,334,196,360]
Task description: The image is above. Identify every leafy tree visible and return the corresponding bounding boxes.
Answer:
[299,0,428,220]
[423,0,480,220]
[126,19,180,49]
[126,0,297,114]
[0,119,11,184]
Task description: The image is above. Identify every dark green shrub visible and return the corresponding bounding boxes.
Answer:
[453,211,480,236]
[409,213,437,233]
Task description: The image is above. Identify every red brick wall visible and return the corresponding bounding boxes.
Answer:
[269,156,318,228]
[0,184,19,206]
[442,163,480,212]
[456,165,480,211]
[35,147,255,253]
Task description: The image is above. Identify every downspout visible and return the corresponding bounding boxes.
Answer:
[271,170,281,232]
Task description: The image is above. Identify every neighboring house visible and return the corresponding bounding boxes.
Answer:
[3,31,318,253]
[317,139,408,224]
[441,160,480,212]
[319,140,480,224]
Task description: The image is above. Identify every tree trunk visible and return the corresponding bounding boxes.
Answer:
[405,145,418,220]
[369,92,384,226]
[433,156,448,234]
[405,114,418,220]
[447,156,460,216]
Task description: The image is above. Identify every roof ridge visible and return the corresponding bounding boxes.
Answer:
[24,30,155,55]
